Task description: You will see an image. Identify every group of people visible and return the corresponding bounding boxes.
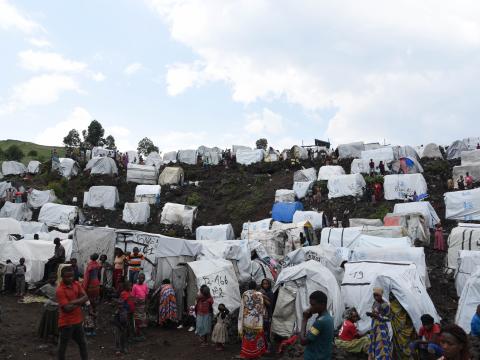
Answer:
[453,173,475,191]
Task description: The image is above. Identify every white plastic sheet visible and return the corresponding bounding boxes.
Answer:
[126,164,158,185]
[455,250,480,296]
[338,142,364,158]
[1,161,27,176]
[293,168,317,182]
[361,147,394,162]
[145,152,163,168]
[195,224,235,240]
[122,202,150,224]
[444,188,480,221]
[456,268,480,333]
[293,181,313,199]
[240,219,272,239]
[177,150,198,165]
[421,143,443,159]
[0,218,22,237]
[72,226,116,272]
[85,157,118,175]
[0,202,32,221]
[292,211,325,230]
[160,203,197,230]
[20,221,48,235]
[83,186,119,210]
[318,166,345,181]
[135,185,161,204]
[275,189,296,203]
[158,167,184,186]
[236,149,264,165]
[27,189,56,209]
[27,160,41,174]
[327,174,366,199]
[163,151,178,163]
[393,202,440,228]
[461,149,480,166]
[57,158,79,179]
[38,203,78,231]
[446,226,480,271]
[383,174,428,200]
[0,181,13,198]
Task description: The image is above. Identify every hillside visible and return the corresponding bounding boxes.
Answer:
[0,139,65,164]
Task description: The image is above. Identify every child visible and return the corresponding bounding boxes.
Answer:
[211,304,230,350]
[37,273,59,341]
[195,285,214,346]
[434,223,446,251]
[113,283,134,355]
[15,258,26,297]
[126,247,145,285]
[131,273,148,341]
[99,254,114,299]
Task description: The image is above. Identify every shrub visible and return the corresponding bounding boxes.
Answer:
[27,150,38,157]
[5,144,24,161]
[186,192,201,206]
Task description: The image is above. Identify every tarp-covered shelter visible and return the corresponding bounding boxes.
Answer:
[394,145,420,161]
[384,212,429,245]
[158,167,184,186]
[445,188,480,221]
[292,211,327,230]
[0,181,13,198]
[236,149,264,165]
[27,189,56,209]
[342,261,440,333]
[361,147,394,163]
[318,165,345,181]
[0,202,32,221]
[320,226,407,248]
[85,156,118,175]
[393,202,440,229]
[271,221,317,252]
[145,152,163,168]
[135,185,161,204]
[455,250,480,296]
[272,261,344,337]
[349,218,383,227]
[0,218,22,237]
[232,145,251,155]
[240,218,272,239]
[461,149,480,166]
[293,181,313,200]
[2,161,27,176]
[337,142,364,159]
[27,160,41,174]
[421,143,443,159]
[38,203,78,231]
[272,202,304,223]
[160,203,197,230]
[126,164,158,185]
[463,137,480,150]
[293,168,317,182]
[264,148,280,163]
[83,186,119,210]
[56,158,80,179]
[456,268,480,334]
[327,174,366,199]
[163,151,177,164]
[126,151,139,163]
[447,225,480,271]
[20,221,48,235]
[350,159,374,174]
[177,150,198,165]
[92,147,115,158]
[290,145,308,160]
[384,174,428,201]
[275,189,296,203]
[195,224,235,241]
[122,202,150,224]
[71,226,116,273]
[447,140,468,160]
[391,157,424,174]
[453,165,480,189]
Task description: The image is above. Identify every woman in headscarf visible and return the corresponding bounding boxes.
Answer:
[335,307,370,354]
[390,294,415,360]
[368,287,392,360]
[238,281,266,359]
[158,279,177,327]
[260,278,274,353]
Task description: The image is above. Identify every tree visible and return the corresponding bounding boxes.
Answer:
[0,148,5,160]
[104,135,116,150]
[256,138,268,150]
[63,129,81,149]
[5,144,24,161]
[27,150,38,157]
[137,137,159,156]
[84,120,105,147]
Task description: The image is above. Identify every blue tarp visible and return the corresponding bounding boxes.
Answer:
[272,202,304,223]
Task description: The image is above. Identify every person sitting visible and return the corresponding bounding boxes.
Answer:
[43,238,66,281]
[465,172,474,189]
[334,308,369,354]
[471,304,480,336]
[409,314,443,360]
[457,175,465,190]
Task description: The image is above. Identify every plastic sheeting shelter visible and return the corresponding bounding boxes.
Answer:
[272,202,304,223]
[126,164,158,185]
[290,145,308,160]
[452,165,480,189]
[163,151,177,164]
[83,186,119,210]
[195,224,235,241]
[145,152,163,168]
[447,225,480,271]
[92,147,115,158]
[292,211,327,230]
[293,181,313,200]
[240,219,272,239]
[27,160,41,174]
[27,189,56,209]
[327,174,366,199]
[320,226,408,248]
[272,261,344,336]
[383,174,428,200]
[0,202,32,221]
[158,167,184,186]
[38,203,78,231]
[232,145,251,154]
[0,218,22,237]
[161,203,197,230]
[0,181,13,198]
[135,185,161,204]
[20,221,48,235]
[456,268,480,333]
[349,218,383,227]
[56,158,79,179]
[447,140,468,160]
[463,137,480,150]
[2,161,27,176]
[455,250,480,296]
[275,189,296,203]
[350,159,374,174]
[338,142,364,158]
[461,150,480,166]
[393,202,440,229]
[421,143,443,159]
[293,168,317,182]
[391,157,424,174]
[317,166,345,181]
[342,261,440,334]
[85,157,118,175]
[236,149,264,165]
[122,202,150,224]
[361,147,394,163]
[177,150,198,165]
[384,212,429,245]
[71,226,116,273]
[444,188,480,221]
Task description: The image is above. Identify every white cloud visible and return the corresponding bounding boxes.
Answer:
[124,62,143,76]
[244,108,285,135]
[91,72,106,82]
[0,0,43,33]
[152,131,209,152]
[18,50,87,73]
[27,37,51,48]
[166,62,204,96]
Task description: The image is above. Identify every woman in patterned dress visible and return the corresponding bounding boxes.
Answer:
[368,287,392,360]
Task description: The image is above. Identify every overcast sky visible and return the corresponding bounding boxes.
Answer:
[1,0,479,151]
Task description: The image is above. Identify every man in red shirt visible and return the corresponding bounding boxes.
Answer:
[409,314,443,359]
[56,266,89,360]
[335,308,369,354]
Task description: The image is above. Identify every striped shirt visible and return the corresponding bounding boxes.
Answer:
[127,253,144,272]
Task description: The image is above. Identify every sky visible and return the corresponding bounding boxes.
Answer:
[1,0,480,152]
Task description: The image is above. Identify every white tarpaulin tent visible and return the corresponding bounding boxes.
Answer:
[158,167,184,186]
[27,189,56,209]
[71,226,116,272]
[0,202,32,221]
[394,146,420,161]
[177,150,198,165]
[455,250,480,296]
[145,152,163,168]
[126,151,138,163]
[391,157,424,174]
[350,159,373,174]
[327,174,366,199]
[453,165,480,189]
[83,186,119,210]
[349,218,383,227]
[135,185,161,204]
[393,202,440,229]
[361,147,394,163]
[292,211,326,230]
[447,225,480,271]
[447,140,469,160]
[56,158,80,179]
[122,202,150,224]
[0,181,13,198]
[293,181,313,200]
[38,203,78,231]
[92,147,115,158]
[85,157,118,175]
[463,137,480,150]
[342,261,440,334]
[27,160,41,174]
[195,224,235,241]
[241,218,272,239]
[272,261,344,336]
[232,145,251,155]
[461,150,480,166]
[338,142,364,158]
[445,188,480,221]
[0,238,72,283]
[20,221,48,235]
[456,268,480,334]
[236,149,264,165]
[0,218,22,237]
[163,151,177,164]
[294,168,317,182]
[275,189,296,203]
[384,174,428,200]
[384,212,429,245]
[318,166,345,181]
[161,203,197,230]
[187,259,241,314]
[2,161,27,176]
[320,226,407,248]
[126,164,158,185]
[421,143,443,159]
[290,145,308,160]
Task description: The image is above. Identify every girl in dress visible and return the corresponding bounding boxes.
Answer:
[211,304,229,350]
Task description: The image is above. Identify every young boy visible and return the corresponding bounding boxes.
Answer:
[3,259,15,293]
[126,248,144,284]
[15,258,27,297]
[113,281,134,355]
[409,314,443,359]
[300,291,334,360]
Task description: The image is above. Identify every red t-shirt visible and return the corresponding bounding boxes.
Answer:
[338,320,358,341]
[56,281,84,327]
[419,324,441,342]
[196,296,214,315]
[120,290,135,313]
[465,176,473,186]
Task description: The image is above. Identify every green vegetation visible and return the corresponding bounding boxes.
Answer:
[186,192,202,206]
[0,139,65,164]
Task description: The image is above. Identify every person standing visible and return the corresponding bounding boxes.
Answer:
[260,279,274,352]
[434,223,446,251]
[458,175,465,190]
[390,295,415,360]
[131,273,149,340]
[471,304,480,337]
[195,285,214,346]
[56,266,89,360]
[368,287,392,360]
[3,259,15,293]
[465,172,474,189]
[99,254,113,298]
[369,159,375,176]
[300,291,334,360]
[15,258,27,297]
[158,279,177,327]
[37,273,59,341]
[379,161,386,176]
[113,248,126,292]
[126,247,145,285]
[212,304,230,351]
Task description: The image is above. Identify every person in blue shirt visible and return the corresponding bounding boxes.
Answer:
[471,304,480,336]
[300,290,334,360]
